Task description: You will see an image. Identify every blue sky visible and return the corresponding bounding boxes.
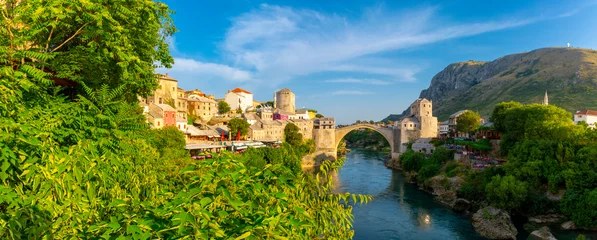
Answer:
[159,0,597,124]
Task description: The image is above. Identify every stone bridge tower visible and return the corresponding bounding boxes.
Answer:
[311,98,438,161]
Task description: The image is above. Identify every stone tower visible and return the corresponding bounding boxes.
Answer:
[409,98,438,138]
[274,88,295,113]
[543,91,549,105]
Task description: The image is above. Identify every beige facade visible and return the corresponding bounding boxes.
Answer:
[187,95,218,122]
[249,120,287,141]
[398,98,438,138]
[289,119,313,140]
[257,107,274,120]
[139,74,187,123]
[314,117,335,129]
[141,74,178,105]
[274,88,295,114]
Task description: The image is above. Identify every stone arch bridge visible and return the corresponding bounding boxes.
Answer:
[312,123,404,161]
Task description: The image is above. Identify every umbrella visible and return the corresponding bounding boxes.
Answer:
[221,131,224,141]
[236,131,241,141]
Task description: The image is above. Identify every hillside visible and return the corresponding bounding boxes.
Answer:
[384,47,597,121]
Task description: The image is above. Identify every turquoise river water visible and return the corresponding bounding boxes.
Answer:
[334,148,594,240]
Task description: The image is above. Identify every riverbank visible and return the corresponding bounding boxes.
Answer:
[384,150,597,239]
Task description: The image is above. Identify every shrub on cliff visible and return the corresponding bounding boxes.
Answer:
[485,175,528,211]
[400,150,426,172]
[560,189,597,229]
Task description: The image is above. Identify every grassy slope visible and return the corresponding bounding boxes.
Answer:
[434,47,597,120]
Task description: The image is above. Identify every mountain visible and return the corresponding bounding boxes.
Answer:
[383,47,597,121]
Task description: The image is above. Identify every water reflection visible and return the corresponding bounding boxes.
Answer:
[335,149,484,240]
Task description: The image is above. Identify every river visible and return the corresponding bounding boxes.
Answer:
[334,148,594,240]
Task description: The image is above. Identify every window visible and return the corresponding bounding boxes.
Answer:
[159,97,162,104]
[172,87,175,91]
[157,121,160,126]
[578,115,582,118]
[410,124,412,127]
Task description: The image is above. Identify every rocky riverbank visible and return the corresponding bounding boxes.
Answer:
[384,162,596,239]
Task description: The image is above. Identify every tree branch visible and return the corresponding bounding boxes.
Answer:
[51,23,88,53]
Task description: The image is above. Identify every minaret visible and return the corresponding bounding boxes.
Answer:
[543,91,549,105]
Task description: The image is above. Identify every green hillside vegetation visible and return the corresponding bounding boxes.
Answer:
[433,48,597,120]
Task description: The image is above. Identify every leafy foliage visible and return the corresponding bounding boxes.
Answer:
[227,118,250,138]
[485,175,528,211]
[490,101,522,132]
[284,123,303,146]
[218,101,231,114]
[456,110,481,135]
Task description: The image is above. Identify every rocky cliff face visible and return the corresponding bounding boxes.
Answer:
[384,47,597,121]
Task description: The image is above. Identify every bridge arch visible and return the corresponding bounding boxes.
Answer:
[334,124,395,154]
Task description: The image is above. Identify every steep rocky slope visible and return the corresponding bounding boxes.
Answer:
[384,47,597,121]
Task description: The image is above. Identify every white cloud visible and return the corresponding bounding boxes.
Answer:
[167,3,573,86]
[332,90,372,96]
[159,58,252,82]
[324,78,392,85]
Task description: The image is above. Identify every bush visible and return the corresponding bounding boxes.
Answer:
[400,150,425,172]
[458,167,505,201]
[560,189,597,229]
[485,175,528,211]
[444,162,460,177]
[418,164,441,182]
[428,146,453,165]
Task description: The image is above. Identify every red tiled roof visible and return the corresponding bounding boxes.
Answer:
[576,110,597,116]
[230,88,252,94]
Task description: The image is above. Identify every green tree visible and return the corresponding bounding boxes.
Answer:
[284,123,303,146]
[227,118,250,138]
[369,120,375,124]
[499,103,581,155]
[485,175,528,211]
[456,110,481,135]
[218,101,231,114]
[315,113,324,118]
[490,101,523,132]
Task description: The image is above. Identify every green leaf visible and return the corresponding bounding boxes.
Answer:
[234,231,252,240]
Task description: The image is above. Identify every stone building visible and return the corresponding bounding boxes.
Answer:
[314,117,335,129]
[274,88,295,114]
[248,119,287,141]
[140,74,178,105]
[257,106,274,120]
[289,119,313,140]
[187,95,217,122]
[225,88,253,113]
[138,74,188,124]
[394,98,438,152]
[147,103,177,128]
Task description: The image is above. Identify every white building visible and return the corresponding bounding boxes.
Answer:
[225,88,253,113]
[439,120,449,136]
[574,110,597,128]
[290,109,310,120]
